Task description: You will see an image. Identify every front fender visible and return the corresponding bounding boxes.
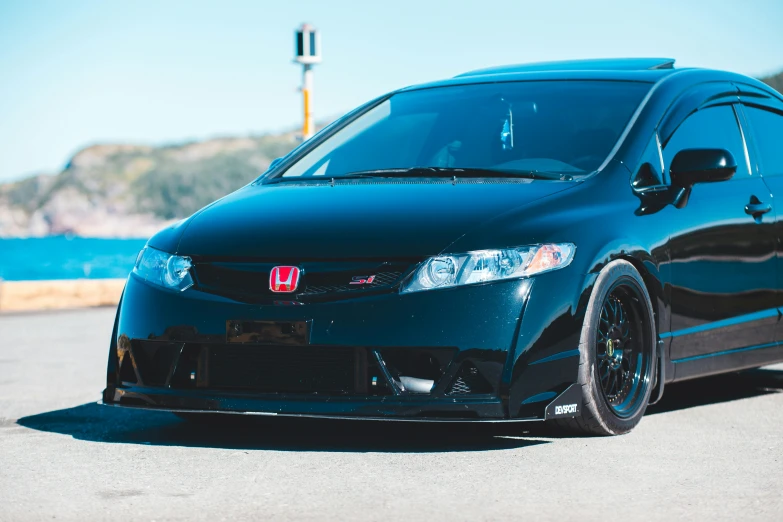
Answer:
[505,237,670,418]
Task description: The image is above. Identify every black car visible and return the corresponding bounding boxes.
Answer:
[103,57,783,435]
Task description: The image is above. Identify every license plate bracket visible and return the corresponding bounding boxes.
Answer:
[226,320,310,345]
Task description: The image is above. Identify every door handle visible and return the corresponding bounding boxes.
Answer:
[745,198,772,218]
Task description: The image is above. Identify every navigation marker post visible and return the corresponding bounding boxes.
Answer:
[294,23,321,141]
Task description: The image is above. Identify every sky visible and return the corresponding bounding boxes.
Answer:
[1,0,782,182]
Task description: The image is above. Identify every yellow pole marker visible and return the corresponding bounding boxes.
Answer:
[302,63,314,139]
[303,87,312,138]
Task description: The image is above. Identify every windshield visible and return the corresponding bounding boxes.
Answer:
[274,80,651,180]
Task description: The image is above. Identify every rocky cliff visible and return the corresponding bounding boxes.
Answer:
[0,133,298,237]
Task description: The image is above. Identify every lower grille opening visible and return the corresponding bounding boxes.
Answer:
[123,341,500,399]
[118,353,138,384]
[169,344,202,388]
[378,348,454,394]
[446,361,494,395]
[132,341,182,386]
[166,344,369,395]
[208,345,357,394]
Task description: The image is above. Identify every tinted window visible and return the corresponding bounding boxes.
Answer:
[663,105,750,179]
[279,81,651,179]
[744,106,783,176]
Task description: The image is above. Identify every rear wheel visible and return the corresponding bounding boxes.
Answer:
[555,259,656,436]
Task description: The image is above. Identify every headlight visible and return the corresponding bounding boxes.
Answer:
[400,243,575,294]
[132,246,194,292]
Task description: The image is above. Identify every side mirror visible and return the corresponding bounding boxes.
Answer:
[670,148,736,188]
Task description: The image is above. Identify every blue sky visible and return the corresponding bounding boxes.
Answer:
[1,0,782,182]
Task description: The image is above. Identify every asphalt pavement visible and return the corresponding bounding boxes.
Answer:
[1,307,782,521]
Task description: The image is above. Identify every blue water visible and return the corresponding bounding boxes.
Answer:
[0,237,148,281]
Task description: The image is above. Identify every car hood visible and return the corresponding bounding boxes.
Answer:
[171,179,578,260]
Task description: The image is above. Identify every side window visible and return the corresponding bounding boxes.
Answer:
[744,106,783,177]
[662,105,751,180]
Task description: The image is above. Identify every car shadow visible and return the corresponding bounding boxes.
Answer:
[16,368,783,451]
[15,402,549,452]
[646,367,783,415]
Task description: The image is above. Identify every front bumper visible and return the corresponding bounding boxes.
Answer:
[104,271,583,421]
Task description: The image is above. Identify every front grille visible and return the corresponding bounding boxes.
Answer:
[206,345,357,394]
[298,272,402,296]
[194,263,268,297]
[192,261,410,301]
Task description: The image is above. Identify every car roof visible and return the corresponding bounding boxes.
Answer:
[398,58,684,93]
[399,69,676,93]
[455,57,676,77]
[397,58,780,101]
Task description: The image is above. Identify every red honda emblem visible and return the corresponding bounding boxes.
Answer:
[269,266,301,293]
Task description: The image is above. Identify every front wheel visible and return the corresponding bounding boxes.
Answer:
[555,259,657,436]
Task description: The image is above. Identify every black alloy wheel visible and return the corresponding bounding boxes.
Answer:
[554,259,656,436]
[595,284,651,419]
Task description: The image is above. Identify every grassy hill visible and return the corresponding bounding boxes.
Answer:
[0,133,298,237]
[1,69,782,237]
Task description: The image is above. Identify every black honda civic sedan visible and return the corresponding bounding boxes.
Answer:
[103,58,783,435]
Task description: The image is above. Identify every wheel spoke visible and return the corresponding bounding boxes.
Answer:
[601,368,611,392]
[594,286,652,415]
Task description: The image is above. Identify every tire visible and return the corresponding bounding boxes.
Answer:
[554,259,657,436]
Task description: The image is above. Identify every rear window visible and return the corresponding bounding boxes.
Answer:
[279,80,652,179]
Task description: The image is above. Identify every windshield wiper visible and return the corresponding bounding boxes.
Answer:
[267,167,572,184]
[341,167,572,180]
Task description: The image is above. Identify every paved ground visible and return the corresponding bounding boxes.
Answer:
[1,308,782,522]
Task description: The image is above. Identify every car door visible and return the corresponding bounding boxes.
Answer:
[738,95,783,347]
[664,103,778,366]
